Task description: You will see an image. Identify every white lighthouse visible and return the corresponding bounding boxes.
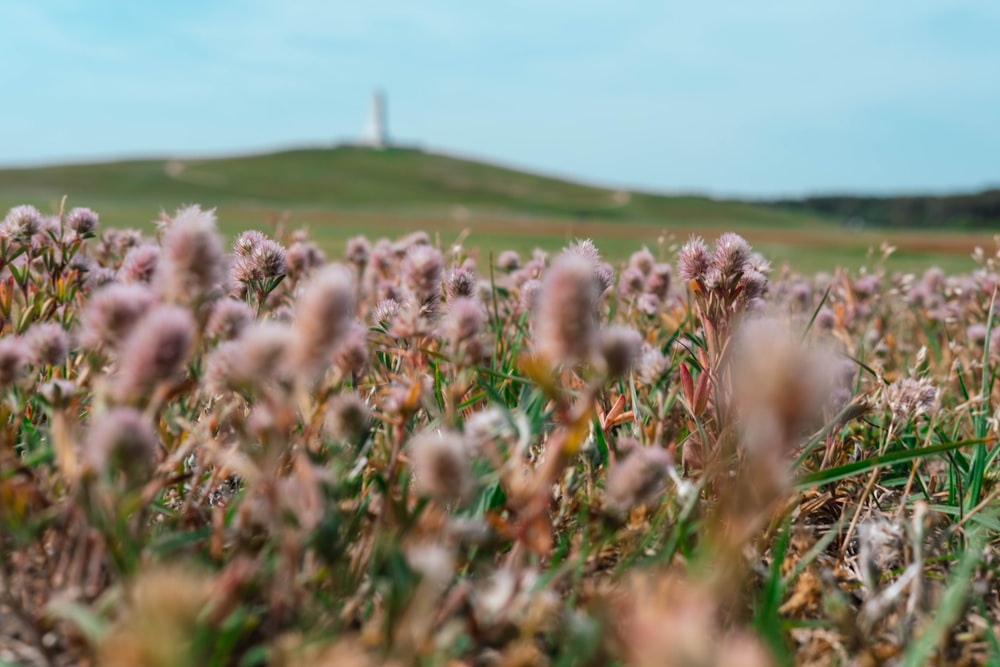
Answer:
[365,89,388,149]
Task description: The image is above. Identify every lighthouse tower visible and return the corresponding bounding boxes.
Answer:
[365,90,388,149]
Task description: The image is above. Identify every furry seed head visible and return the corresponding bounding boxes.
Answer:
[883,376,939,423]
[203,321,295,395]
[0,337,29,386]
[372,298,400,329]
[345,236,371,266]
[157,206,225,303]
[234,230,267,258]
[712,232,752,279]
[114,306,195,401]
[604,446,673,518]
[79,283,156,349]
[600,325,644,380]
[440,297,487,362]
[332,323,370,375]
[286,238,326,278]
[497,250,521,272]
[205,298,254,341]
[409,429,474,504]
[628,247,656,276]
[2,205,42,240]
[646,263,672,300]
[324,392,371,444]
[533,254,600,366]
[85,407,159,487]
[404,245,444,299]
[26,322,70,366]
[618,267,646,297]
[678,237,711,283]
[118,244,160,284]
[445,268,477,301]
[291,264,357,379]
[65,207,99,234]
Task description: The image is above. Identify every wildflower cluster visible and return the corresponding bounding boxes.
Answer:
[0,206,997,666]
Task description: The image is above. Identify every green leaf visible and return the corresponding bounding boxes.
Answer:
[795,438,989,490]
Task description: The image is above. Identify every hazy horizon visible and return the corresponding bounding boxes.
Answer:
[3,1,1000,198]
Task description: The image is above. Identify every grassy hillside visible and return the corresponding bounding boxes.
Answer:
[0,146,991,272]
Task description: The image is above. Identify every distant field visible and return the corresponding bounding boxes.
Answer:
[0,146,993,273]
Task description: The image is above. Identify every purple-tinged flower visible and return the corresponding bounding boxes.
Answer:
[618,267,645,297]
[286,239,326,278]
[533,254,600,366]
[404,245,443,300]
[445,268,477,301]
[84,407,158,487]
[203,321,294,395]
[66,207,99,235]
[324,392,371,444]
[372,298,400,329]
[712,232,752,281]
[739,268,768,302]
[254,239,287,278]
[233,230,267,258]
[26,323,70,366]
[332,323,370,375]
[677,237,711,283]
[345,236,371,266]
[440,297,488,362]
[205,298,254,341]
[156,205,225,304]
[600,325,643,380]
[636,344,669,385]
[78,283,156,349]
[409,429,474,504]
[604,446,673,519]
[496,250,521,272]
[636,293,661,317]
[291,264,357,379]
[118,244,160,284]
[565,238,601,264]
[628,247,656,276]
[114,306,195,400]
[0,337,29,386]
[645,263,672,300]
[1,205,42,240]
[883,376,939,424]
[595,262,615,295]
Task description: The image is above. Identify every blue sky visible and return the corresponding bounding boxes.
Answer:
[2,1,999,197]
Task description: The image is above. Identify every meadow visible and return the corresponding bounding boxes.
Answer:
[0,147,992,275]
[1,194,1000,666]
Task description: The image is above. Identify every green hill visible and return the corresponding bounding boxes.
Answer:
[0,146,988,271]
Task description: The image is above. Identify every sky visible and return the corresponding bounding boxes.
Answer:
[2,1,999,197]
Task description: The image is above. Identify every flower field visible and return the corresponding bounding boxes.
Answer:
[1,202,999,666]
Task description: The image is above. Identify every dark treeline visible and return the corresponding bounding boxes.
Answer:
[769,188,1000,229]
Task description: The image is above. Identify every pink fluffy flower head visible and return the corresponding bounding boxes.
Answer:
[409,429,474,505]
[114,306,195,401]
[156,205,225,304]
[0,337,29,386]
[678,237,711,283]
[205,298,254,341]
[65,207,99,235]
[118,244,160,284]
[84,407,159,488]
[291,264,357,380]
[79,283,156,349]
[533,253,600,366]
[26,322,70,366]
